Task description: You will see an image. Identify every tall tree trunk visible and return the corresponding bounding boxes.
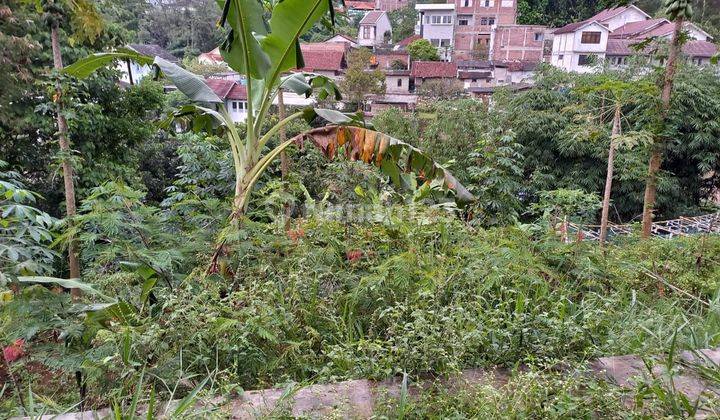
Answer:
[599,104,621,246]
[51,22,81,296]
[641,16,684,238]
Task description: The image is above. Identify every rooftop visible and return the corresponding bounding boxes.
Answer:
[610,18,669,39]
[606,38,718,57]
[205,79,247,100]
[589,5,650,23]
[298,42,348,72]
[415,3,455,10]
[553,20,605,35]
[398,34,422,47]
[410,61,458,78]
[345,1,375,10]
[359,11,386,25]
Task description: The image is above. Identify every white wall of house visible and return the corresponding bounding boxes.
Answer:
[358,13,392,47]
[416,4,456,60]
[681,23,711,41]
[226,99,248,123]
[602,7,648,31]
[385,74,410,94]
[551,22,608,73]
[358,24,377,47]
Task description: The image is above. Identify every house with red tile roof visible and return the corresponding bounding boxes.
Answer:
[550,5,716,72]
[325,34,360,48]
[198,47,225,66]
[297,42,350,77]
[410,61,458,90]
[345,1,375,11]
[205,79,248,122]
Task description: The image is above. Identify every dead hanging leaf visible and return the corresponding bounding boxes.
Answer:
[292,125,474,205]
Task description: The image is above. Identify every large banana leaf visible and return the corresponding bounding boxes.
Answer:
[217,0,271,79]
[63,48,153,78]
[65,52,221,104]
[293,126,474,204]
[153,57,222,104]
[262,0,333,83]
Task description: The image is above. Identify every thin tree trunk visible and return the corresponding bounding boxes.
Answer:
[599,104,621,246]
[278,90,293,229]
[51,22,81,296]
[641,16,684,238]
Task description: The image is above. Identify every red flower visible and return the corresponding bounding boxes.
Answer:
[346,250,363,262]
[3,339,25,363]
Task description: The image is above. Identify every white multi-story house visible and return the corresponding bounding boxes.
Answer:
[415,3,456,61]
[358,11,392,47]
[551,20,610,73]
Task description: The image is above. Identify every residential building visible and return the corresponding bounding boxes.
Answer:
[358,11,393,47]
[452,0,518,60]
[119,44,178,84]
[606,38,718,67]
[610,19,712,41]
[198,47,225,66]
[297,42,350,78]
[491,25,551,62]
[551,20,611,73]
[375,0,411,12]
[415,3,456,61]
[372,49,410,70]
[384,69,412,94]
[410,60,458,88]
[551,5,716,73]
[326,34,360,49]
[588,5,650,31]
[345,1,375,12]
[205,79,248,123]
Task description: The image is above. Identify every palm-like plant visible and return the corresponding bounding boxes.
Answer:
[577,78,657,245]
[640,0,693,238]
[65,0,472,222]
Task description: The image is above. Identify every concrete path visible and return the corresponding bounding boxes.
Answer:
[22,348,720,419]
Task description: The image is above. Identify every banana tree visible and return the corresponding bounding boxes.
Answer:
[65,0,472,220]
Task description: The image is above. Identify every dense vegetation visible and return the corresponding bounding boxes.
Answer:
[2,0,720,417]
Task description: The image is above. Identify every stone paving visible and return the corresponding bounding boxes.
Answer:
[24,348,720,419]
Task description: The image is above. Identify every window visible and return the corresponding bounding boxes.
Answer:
[489,17,495,25]
[431,15,442,24]
[363,26,371,39]
[580,31,601,44]
[440,39,451,47]
[397,78,403,87]
[609,56,627,66]
[463,0,473,6]
[442,15,452,24]
[534,32,543,41]
[430,39,440,47]
[558,54,564,60]
[458,15,471,26]
[578,54,595,66]
[484,0,491,6]
[480,17,487,25]
[232,101,237,110]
